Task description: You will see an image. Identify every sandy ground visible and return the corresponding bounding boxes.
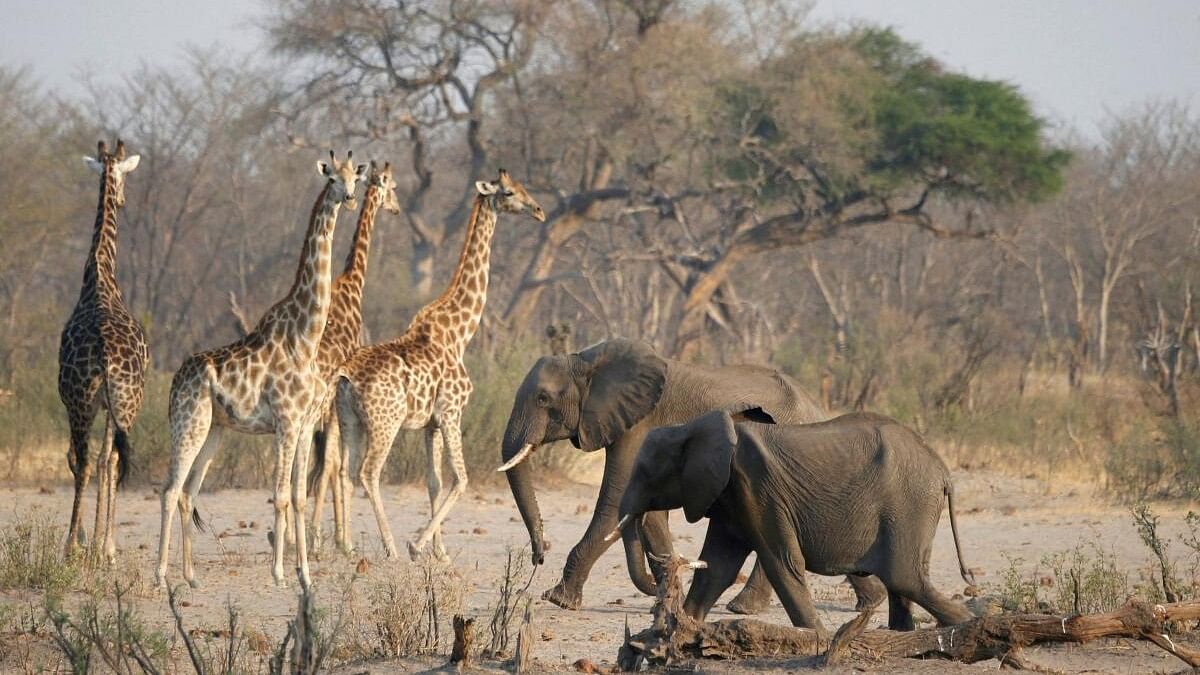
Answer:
[0,470,1197,673]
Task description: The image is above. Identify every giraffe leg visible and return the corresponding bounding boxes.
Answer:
[271,424,303,588]
[359,421,402,559]
[291,420,314,589]
[333,395,357,554]
[410,411,467,559]
[92,417,116,563]
[180,427,222,589]
[156,388,213,590]
[333,391,360,554]
[65,404,97,556]
[102,427,120,562]
[325,417,351,553]
[410,426,447,561]
[309,410,338,552]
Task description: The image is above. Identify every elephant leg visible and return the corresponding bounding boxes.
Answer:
[726,558,773,615]
[757,542,827,638]
[547,432,647,610]
[887,589,915,631]
[848,574,889,611]
[683,519,751,622]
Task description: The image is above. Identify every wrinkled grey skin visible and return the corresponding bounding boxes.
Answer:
[498,338,885,612]
[619,410,975,636]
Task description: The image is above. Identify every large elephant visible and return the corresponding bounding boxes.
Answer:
[496,338,885,611]
[616,409,975,635]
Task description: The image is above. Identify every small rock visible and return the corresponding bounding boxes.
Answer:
[510,517,520,522]
[541,629,555,641]
[606,598,624,606]
[472,527,487,535]
[574,658,606,674]
[356,558,370,575]
[38,486,53,495]
[575,503,588,515]
[238,520,248,528]
[138,543,148,550]
[180,600,192,607]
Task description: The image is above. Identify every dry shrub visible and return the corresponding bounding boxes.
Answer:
[340,558,465,660]
[0,509,79,597]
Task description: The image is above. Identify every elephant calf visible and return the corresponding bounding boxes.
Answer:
[616,409,975,635]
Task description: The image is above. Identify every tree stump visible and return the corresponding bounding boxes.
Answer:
[514,602,536,673]
[450,615,475,670]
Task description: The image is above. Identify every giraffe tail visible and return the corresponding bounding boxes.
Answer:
[192,505,207,533]
[113,428,133,487]
[307,427,328,497]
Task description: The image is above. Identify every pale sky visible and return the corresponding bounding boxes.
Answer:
[1,1,1196,140]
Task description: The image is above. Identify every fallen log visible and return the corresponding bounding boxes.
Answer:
[619,555,1200,671]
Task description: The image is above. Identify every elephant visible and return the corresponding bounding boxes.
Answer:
[495,337,886,612]
[615,408,975,635]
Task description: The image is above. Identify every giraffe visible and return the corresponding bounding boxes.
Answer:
[333,169,545,560]
[305,161,400,553]
[154,151,366,590]
[58,139,148,561]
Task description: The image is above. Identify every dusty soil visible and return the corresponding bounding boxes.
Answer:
[0,470,1196,673]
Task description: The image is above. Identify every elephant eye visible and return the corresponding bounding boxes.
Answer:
[536,391,551,407]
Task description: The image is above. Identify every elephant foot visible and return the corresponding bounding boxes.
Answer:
[726,592,769,615]
[849,575,888,612]
[542,582,583,610]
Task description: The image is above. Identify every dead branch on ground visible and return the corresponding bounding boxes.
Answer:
[619,555,1200,671]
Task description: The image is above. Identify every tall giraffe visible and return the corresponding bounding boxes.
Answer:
[306,161,400,553]
[58,140,148,561]
[154,151,366,590]
[333,169,545,559]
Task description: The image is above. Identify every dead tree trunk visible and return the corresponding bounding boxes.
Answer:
[620,556,1200,670]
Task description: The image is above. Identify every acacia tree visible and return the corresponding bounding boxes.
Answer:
[264,0,545,297]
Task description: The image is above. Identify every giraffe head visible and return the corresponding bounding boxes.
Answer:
[475,169,546,222]
[316,150,367,210]
[367,161,402,215]
[82,140,140,207]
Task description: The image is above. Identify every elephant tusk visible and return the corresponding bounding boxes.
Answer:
[496,444,535,472]
[684,559,708,570]
[605,514,634,543]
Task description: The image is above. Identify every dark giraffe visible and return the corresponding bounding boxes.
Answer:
[58,139,148,561]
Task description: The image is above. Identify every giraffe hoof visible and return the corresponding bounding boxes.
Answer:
[406,541,423,561]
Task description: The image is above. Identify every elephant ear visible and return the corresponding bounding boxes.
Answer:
[680,411,738,523]
[575,339,667,451]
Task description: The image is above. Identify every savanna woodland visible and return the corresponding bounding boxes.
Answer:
[1,1,1199,673]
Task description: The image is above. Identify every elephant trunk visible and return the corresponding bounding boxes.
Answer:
[623,516,658,596]
[501,422,548,566]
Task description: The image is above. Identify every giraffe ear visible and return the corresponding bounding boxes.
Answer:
[316,160,331,176]
[115,154,140,173]
[355,163,368,177]
[83,156,104,173]
[476,180,498,196]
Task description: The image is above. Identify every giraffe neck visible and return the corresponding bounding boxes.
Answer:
[276,184,342,353]
[79,166,121,306]
[337,184,382,298]
[421,195,498,354]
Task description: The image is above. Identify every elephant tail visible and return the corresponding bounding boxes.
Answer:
[945,480,975,586]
